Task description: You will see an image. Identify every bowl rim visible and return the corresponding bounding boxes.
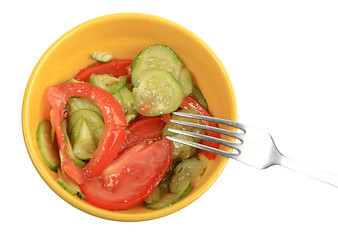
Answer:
[22,12,238,222]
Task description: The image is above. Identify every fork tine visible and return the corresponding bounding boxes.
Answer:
[167,128,241,151]
[165,136,237,159]
[170,119,243,141]
[172,112,246,131]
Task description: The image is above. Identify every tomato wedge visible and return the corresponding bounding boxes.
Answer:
[47,82,127,183]
[74,59,133,82]
[80,138,172,211]
[120,116,166,152]
[180,96,220,159]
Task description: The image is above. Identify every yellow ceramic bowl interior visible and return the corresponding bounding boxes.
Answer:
[22,13,237,221]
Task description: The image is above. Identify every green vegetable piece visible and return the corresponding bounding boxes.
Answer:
[61,120,86,168]
[89,74,126,94]
[144,186,162,204]
[162,109,206,143]
[73,119,96,160]
[169,157,207,194]
[171,134,196,160]
[68,109,105,147]
[146,186,191,210]
[62,78,81,84]
[132,44,183,87]
[66,97,102,117]
[178,68,193,96]
[133,70,184,116]
[189,85,209,111]
[36,120,60,172]
[90,51,114,63]
[57,152,84,197]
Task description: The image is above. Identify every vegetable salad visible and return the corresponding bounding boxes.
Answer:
[36,44,220,211]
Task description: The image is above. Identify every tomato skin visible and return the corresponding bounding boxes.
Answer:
[180,96,220,159]
[80,138,172,211]
[120,116,166,152]
[47,83,127,183]
[74,59,133,82]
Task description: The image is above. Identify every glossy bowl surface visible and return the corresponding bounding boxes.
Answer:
[22,13,237,221]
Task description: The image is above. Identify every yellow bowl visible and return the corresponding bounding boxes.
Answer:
[22,13,237,221]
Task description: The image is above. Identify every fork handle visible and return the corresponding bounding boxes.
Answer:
[278,155,338,187]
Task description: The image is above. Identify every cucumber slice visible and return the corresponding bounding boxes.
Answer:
[169,157,207,194]
[36,120,59,172]
[144,185,162,204]
[90,51,114,63]
[171,134,196,161]
[89,74,126,94]
[189,85,209,111]
[61,120,86,168]
[119,87,138,122]
[112,90,123,105]
[62,78,80,84]
[179,68,193,96]
[73,120,96,160]
[66,97,102,117]
[57,152,84,198]
[69,117,82,145]
[146,184,191,210]
[68,109,105,147]
[132,44,182,87]
[112,87,138,123]
[133,70,184,116]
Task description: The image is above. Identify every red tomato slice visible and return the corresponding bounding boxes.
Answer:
[47,83,127,183]
[74,59,133,82]
[180,96,220,159]
[120,116,166,152]
[80,138,172,211]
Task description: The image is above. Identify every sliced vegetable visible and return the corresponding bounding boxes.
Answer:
[120,116,166,152]
[61,119,86,168]
[133,70,184,116]
[36,120,59,172]
[72,119,96,160]
[63,78,80,84]
[74,59,133,82]
[144,186,161,204]
[171,134,196,160]
[178,68,193,96]
[80,138,172,211]
[118,87,138,122]
[90,51,114,63]
[132,44,182,87]
[68,109,105,147]
[47,82,127,183]
[146,157,206,210]
[162,109,206,143]
[180,96,220,160]
[57,152,83,197]
[112,87,138,123]
[89,74,126,94]
[66,97,102,117]
[189,85,208,111]
[169,157,207,194]
[162,109,205,160]
[69,116,82,146]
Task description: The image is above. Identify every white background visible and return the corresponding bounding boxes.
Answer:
[2,0,338,239]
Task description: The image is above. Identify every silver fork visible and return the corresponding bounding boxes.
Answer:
[166,112,338,187]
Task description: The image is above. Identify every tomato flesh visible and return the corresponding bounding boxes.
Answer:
[74,59,133,82]
[80,138,172,210]
[120,116,166,152]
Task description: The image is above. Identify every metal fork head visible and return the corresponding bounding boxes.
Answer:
[167,112,281,169]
